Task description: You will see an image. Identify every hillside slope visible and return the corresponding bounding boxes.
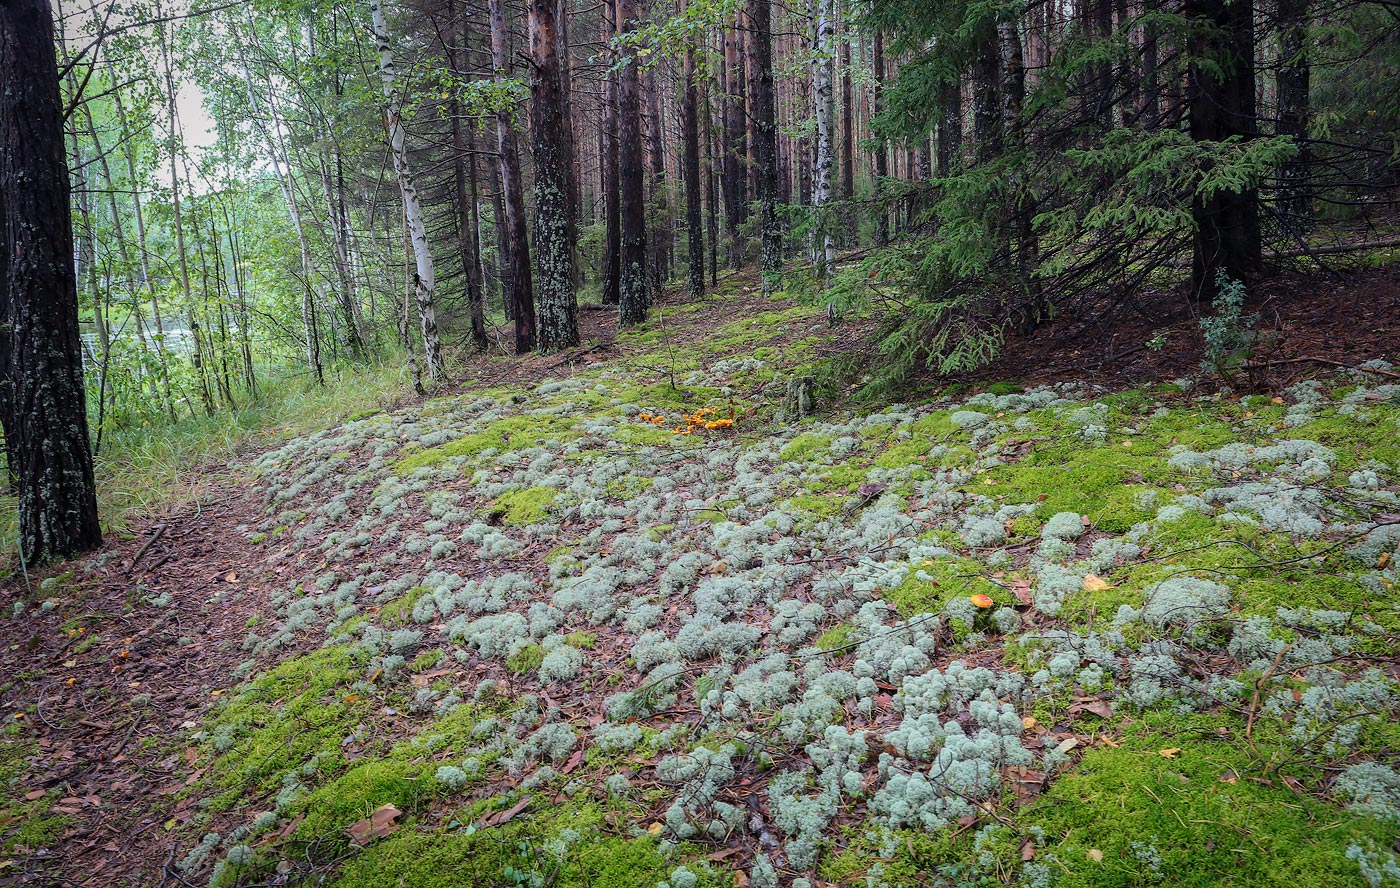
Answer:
[4,284,1400,888]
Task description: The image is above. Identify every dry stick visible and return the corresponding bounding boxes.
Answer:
[127,524,168,576]
[1240,356,1400,381]
[1244,641,1294,748]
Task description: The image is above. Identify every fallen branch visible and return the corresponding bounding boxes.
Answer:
[1240,356,1400,381]
[126,524,167,576]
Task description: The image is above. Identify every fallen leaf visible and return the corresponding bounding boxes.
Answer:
[1158,747,1181,759]
[225,572,238,583]
[1069,700,1113,719]
[1055,737,1080,754]
[346,803,402,846]
[1379,552,1390,569]
[1220,769,1239,785]
[23,790,45,801]
[969,593,995,609]
[1011,579,1033,606]
[482,797,531,828]
[1022,716,1038,730]
[1021,838,1036,861]
[646,822,665,836]
[1082,574,1112,592]
[560,748,584,775]
[1087,849,1104,863]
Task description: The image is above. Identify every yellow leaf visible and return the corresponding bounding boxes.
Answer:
[1082,574,1112,592]
[1022,716,1038,730]
[1087,849,1104,863]
[1378,552,1390,569]
[969,593,995,609]
[646,822,665,836]
[1158,747,1181,759]
[225,571,238,583]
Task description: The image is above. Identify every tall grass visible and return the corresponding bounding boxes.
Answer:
[1,358,418,568]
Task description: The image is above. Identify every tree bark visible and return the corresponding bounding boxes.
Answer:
[0,0,103,562]
[747,0,783,295]
[681,20,706,301]
[600,0,621,306]
[871,29,890,244]
[1186,0,1261,298]
[489,0,538,350]
[721,22,748,269]
[839,25,855,246]
[1275,0,1312,231]
[372,0,446,379]
[450,3,488,351]
[812,0,836,279]
[529,0,581,350]
[617,0,649,326]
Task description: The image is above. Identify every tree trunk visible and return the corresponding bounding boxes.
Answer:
[0,0,103,562]
[489,0,538,350]
[812,0,836,279]
[839,26,855,246]
[747,0,783,295]
[681,20,706,301]
[1275,0,1311,232]
[617,0,649,326]
[644,66,669,299]
[702,75,720,286]
[372,0,445,380]
[937,76,962,177]
[529,0,581,350]
[871,29,890,244]
[721,22,748,269]
[1186,0,1261,298]
[450,4,488,351]
[600,0,621,306]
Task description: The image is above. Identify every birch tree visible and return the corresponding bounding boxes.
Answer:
[371,0,445,381]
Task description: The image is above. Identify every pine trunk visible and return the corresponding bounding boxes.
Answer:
[529,0,581,350]
[682,26,706,301]
[747,0,783,295]
[617,0,649,326]
[490,0,538,350]
[0,0,103,562]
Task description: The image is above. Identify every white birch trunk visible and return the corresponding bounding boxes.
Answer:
[372,0,444,382]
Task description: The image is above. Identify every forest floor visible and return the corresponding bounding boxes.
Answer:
[3,266,1400,888]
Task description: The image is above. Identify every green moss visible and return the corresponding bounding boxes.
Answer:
[507,644,544,675]
[814,623,856,651]
[564,631,596,650]
[1024,712,1396,887]
[783,494,842,520]
[0,794,71,853]
[394,415,581,474]
[203,645,369,801]
[779,434,833,463]
[380,587,431,628]
[329,806,677,888]
[493,486,558,526]
[411,649,446,672]
[884,558,1003,617]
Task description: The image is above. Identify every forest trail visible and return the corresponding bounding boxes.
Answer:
[3,275,1400,888]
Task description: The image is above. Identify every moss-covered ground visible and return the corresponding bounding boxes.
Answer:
[5,289,1399,888]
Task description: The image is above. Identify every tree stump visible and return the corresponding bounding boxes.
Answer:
[782,375,817,421]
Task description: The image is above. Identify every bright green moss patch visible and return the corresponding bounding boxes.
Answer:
[204,645,369,801]
[779,433,833,462]
[493,486,558,526]
[814,622,856,651]
[507,644,545,674]
[0,794,71,853]
[395,415,581,474]
[328,810,677,888]
[884,558,1003,617]
[379,587,430,627]
[1025,712,1396,888]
